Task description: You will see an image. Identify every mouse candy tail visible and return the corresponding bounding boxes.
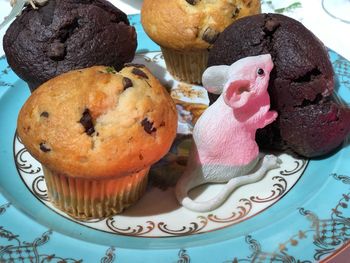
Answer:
[175,172,244,213]
[175,155,282,213]
[175,167,233,212]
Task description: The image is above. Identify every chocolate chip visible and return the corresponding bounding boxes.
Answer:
[40,111,49,118]
[141,118,157,134]
[122,77,133,90]
[185,0,200,5]
[265,18,280,33]
[202,27,220,44]
[47,41,66,61]
[139,154,144,160]
[40,143,51,153]
[79,108,95,136]
[232,7,240,18]
[132,68,149,79]
[124,63,145,68]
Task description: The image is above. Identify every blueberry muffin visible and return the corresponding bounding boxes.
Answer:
[207,13,350,157]
[3,0,137,91]
[17,65,178,219]
[141,0,261,84]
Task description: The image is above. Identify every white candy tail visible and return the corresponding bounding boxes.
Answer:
[175,155,282,213]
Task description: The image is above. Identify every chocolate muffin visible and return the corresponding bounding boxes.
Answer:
[280,99,350,157]
[3,0,137,91]
[207,13,350,157]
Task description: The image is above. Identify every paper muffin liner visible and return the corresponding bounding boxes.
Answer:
[161,47,208,84]
[43,166,149,219]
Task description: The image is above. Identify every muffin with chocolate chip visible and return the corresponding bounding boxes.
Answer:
[3,0,137,92]
[17,65,177,219]
[141,0,261,84]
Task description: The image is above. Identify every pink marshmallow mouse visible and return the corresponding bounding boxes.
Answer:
[175,54,281,212]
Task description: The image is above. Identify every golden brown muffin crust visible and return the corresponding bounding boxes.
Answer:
[17,66,178,179]
[141,0,261,51]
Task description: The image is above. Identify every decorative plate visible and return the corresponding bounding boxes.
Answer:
[1,14,350,262]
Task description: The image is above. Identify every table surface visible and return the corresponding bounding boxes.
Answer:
[0,0,349,262]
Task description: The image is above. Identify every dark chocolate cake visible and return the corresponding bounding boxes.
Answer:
[280,99,350,157]
[3,0,137,91]
[207,13,350,157]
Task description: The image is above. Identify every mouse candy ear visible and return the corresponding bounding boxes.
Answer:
[202,65,229,95]
[224,80,251,108]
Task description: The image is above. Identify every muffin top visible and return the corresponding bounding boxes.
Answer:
[17,65,178,179]
[3,0,137,91]
[141,0,261,51]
